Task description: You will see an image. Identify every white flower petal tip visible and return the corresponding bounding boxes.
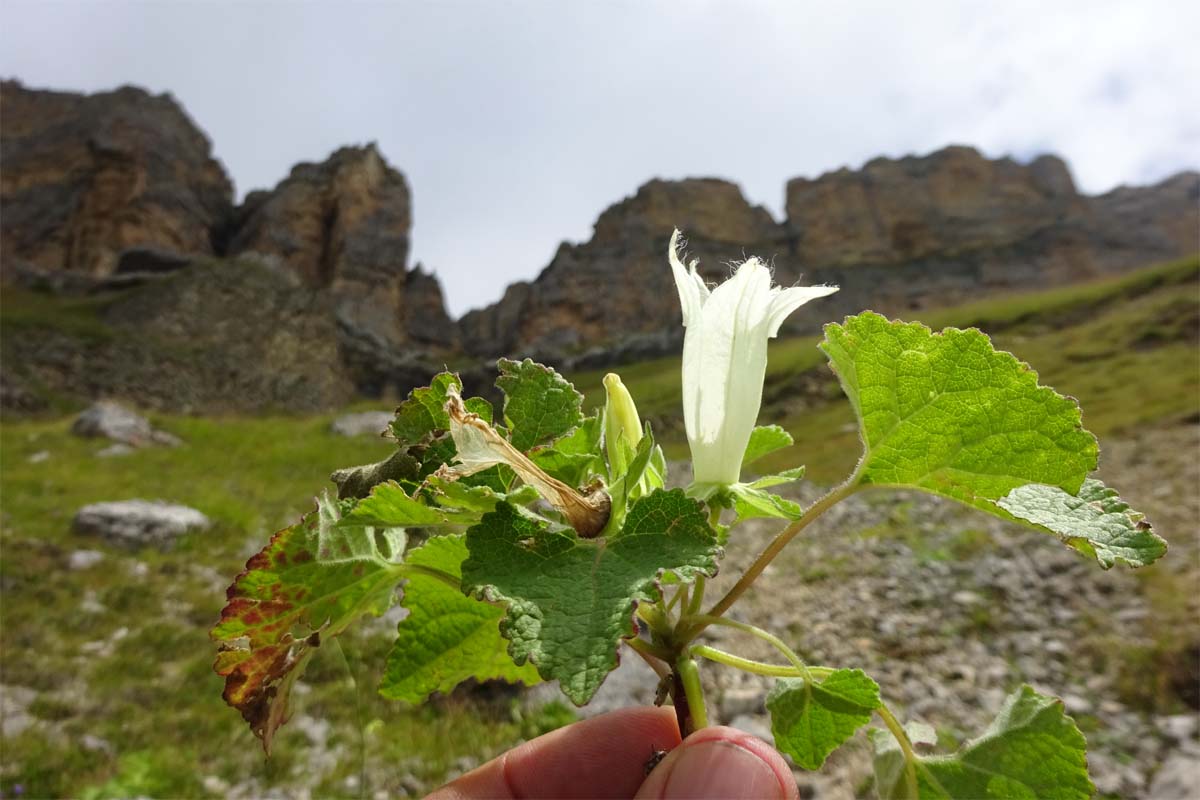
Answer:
[669,230,838,486]
[441,385,610,537]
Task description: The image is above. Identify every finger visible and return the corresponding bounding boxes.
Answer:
[634,725,798,800]
[429,705,682,800]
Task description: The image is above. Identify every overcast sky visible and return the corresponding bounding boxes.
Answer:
[2,1,1197,315]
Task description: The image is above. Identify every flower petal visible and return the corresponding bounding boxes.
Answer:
[668,229,710,327]
[684,257,774,484]
[765,284,840,337]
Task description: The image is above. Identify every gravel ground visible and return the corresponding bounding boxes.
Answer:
[524,422,1200,798]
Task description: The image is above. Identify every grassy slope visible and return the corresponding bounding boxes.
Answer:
[0,257,1196,796]
[571,256,1200,483]
[0,416,567,798]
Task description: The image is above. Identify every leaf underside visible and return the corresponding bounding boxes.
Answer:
[380,534,539,702]
[767,669,881,770]
[872,685,1094,799]
[211,497,406,753]
[998,478,1167,568]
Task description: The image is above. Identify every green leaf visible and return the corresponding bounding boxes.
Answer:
[461,488,721,704]
[767,669,881,770]
[997,479,1166,569]
[211,496,406,753]
[871,685,1093,800]
[339,481,478,529]
[731,484,803,521]
[530,415,604,487]
[427,477,540,514]
[748,466,807,490]
[380,534,539,703]
[496,358,584,451]
[601,423,657,535]
[821,312,1097,513]
[744,425,794,464]
[330,450,421,499]
[389,372,462,445]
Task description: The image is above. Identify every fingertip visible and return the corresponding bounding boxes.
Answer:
[635,725,797,800]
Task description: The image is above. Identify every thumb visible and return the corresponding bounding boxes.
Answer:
[634,726,797,800]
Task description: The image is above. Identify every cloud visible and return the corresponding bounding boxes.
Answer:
[1,0,1196,315]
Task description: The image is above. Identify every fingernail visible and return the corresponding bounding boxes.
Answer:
[660,739,785,799]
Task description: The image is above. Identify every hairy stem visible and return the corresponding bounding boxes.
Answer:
[700,482,858,625]
[686,576,706,618]
[876,704,920,799]
[691,644,833,680]
[625,634,673,663]
[687,615,813,682]
[674,655,707,736]
[624,638,671,679]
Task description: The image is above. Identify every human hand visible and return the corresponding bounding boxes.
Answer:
[428,706,798,799]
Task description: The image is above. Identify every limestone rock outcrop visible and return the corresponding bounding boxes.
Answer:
[459,178,778,359]
[0,80,233,283]
[227,144,458,392]
[464,147,1198,363]
[782,147,1088,265]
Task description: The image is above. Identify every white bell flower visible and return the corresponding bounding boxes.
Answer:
[669,229,839,487]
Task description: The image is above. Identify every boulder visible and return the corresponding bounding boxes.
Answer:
[71,401,154,444]
[72,499,211,550]
[330,410,393,437]
[0,80,233,282]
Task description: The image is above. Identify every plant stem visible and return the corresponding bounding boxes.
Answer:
[876,704,920,799]
[668,583,689,615]
[686,576,706,617]
[691,644,833,680]
[624,638,671,679]
[688,615,814,682]
[625,634,673,663]
[700,482,858,625]
[674,655,707,736]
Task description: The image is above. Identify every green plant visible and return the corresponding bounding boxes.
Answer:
[212,232,1166,798]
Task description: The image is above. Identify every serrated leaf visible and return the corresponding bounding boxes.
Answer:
[427,477,540,514]
[821,312,1097,515]
[339,481,478,529]
[496,358,584,451]
[331,450,421,499]
[748,466,806,490]
[731,484,803,520]
[767,669,881,770]
[380,534,539,703]
[997,478,1166,569]
[871,685,1093,800]
[211,496,406,753]
[530,415,604,487]
[389,373,462,445]
[744,425,795,464]
[461,488,721,704]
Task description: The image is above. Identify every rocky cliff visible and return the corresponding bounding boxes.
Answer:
[463,148,1198,364]
[2,80,1196,412]
[1,82,459,409]
[0,80,234,283]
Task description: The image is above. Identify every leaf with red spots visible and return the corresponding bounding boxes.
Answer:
[211,495,407,753]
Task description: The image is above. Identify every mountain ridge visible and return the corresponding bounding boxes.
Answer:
[2,79,1196,411]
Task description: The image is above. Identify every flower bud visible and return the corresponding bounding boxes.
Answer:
[603,372,643,478]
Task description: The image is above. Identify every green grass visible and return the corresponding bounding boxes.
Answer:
[0,413,577,798]
[0,286,120,344]
[1,256,1196,795]
[571,256,1200,483]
